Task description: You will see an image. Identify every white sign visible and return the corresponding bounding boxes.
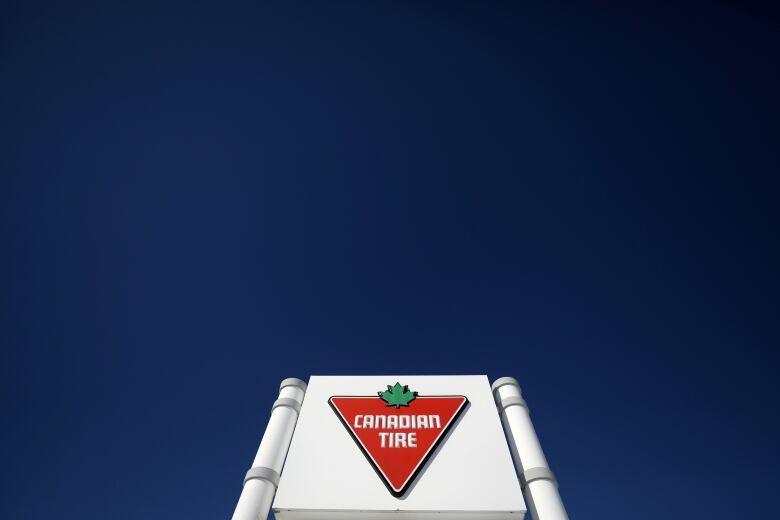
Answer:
[272,375,526,520]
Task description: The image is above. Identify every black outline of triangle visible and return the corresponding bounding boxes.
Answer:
[329,395,468,497]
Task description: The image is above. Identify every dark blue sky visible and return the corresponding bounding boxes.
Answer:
[1,2,778,518]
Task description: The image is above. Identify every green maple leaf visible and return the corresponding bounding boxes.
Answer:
[379,382,418,408]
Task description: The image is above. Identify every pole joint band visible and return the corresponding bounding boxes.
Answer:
[497,395,528,413]
[272,397,301,413]
[279,378,307,393]
[491,376,521,394]
[520,466,557,489]
[243,466,281,488]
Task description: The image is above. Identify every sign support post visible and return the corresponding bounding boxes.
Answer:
[492,377,569,520]
[232,378,307,520]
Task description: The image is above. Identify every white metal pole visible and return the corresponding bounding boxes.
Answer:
[492,377,568,520]
[232,378,307,520]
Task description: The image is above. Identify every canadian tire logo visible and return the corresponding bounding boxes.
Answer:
[329,383,468,497]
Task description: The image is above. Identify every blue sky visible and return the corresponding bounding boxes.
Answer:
[1,2,778,518]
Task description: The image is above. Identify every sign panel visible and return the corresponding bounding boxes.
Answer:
[273,375,525,520]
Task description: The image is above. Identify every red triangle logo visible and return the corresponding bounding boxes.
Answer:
[329,390,468,497]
